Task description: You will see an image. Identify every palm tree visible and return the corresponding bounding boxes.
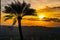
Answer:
[3,0,36,40]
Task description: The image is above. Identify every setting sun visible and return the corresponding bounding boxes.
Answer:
[39,14,45,19]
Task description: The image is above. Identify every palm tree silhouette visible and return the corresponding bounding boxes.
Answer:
[3,0,36,40]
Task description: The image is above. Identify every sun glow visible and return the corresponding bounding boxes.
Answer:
[38,14,45,19]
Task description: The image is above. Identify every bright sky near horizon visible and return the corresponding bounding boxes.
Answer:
[1,0,60,27]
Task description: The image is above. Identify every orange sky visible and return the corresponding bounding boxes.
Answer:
[1,12,60,27]
[1,0,60,27]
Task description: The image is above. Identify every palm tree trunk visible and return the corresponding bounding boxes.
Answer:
[17,16,23,40]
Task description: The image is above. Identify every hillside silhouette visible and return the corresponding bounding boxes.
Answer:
[0,25,60,40]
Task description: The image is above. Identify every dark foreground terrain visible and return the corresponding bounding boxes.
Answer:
[0,25,60,40]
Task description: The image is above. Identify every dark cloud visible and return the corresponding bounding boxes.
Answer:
[23,17,60,22]
[44,17,60,22]
[23,18,40,21]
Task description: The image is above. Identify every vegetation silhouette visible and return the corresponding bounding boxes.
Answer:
[3,0,36,40]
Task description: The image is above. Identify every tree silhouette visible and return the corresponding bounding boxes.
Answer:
[3,0,36,40]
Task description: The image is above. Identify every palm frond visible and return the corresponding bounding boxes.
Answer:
[23,9,36,16]
[4,15,13,21]
[4,6,15,13]
[4,1,21,14]
[8,1,22,14]
[22,3,30,13]
[22,1,28,10]
[4,17,12,21]
[4,15,13,17]
[3,1,36,17]
[12,18,17,25]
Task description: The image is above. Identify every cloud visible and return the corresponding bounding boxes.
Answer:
[44,17,60,22]
[1,0,60,10]
[39,6,60,12]
[23,18,40,21]
[23,17,60,22]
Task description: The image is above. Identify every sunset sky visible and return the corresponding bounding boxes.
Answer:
[1,0,60,27]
